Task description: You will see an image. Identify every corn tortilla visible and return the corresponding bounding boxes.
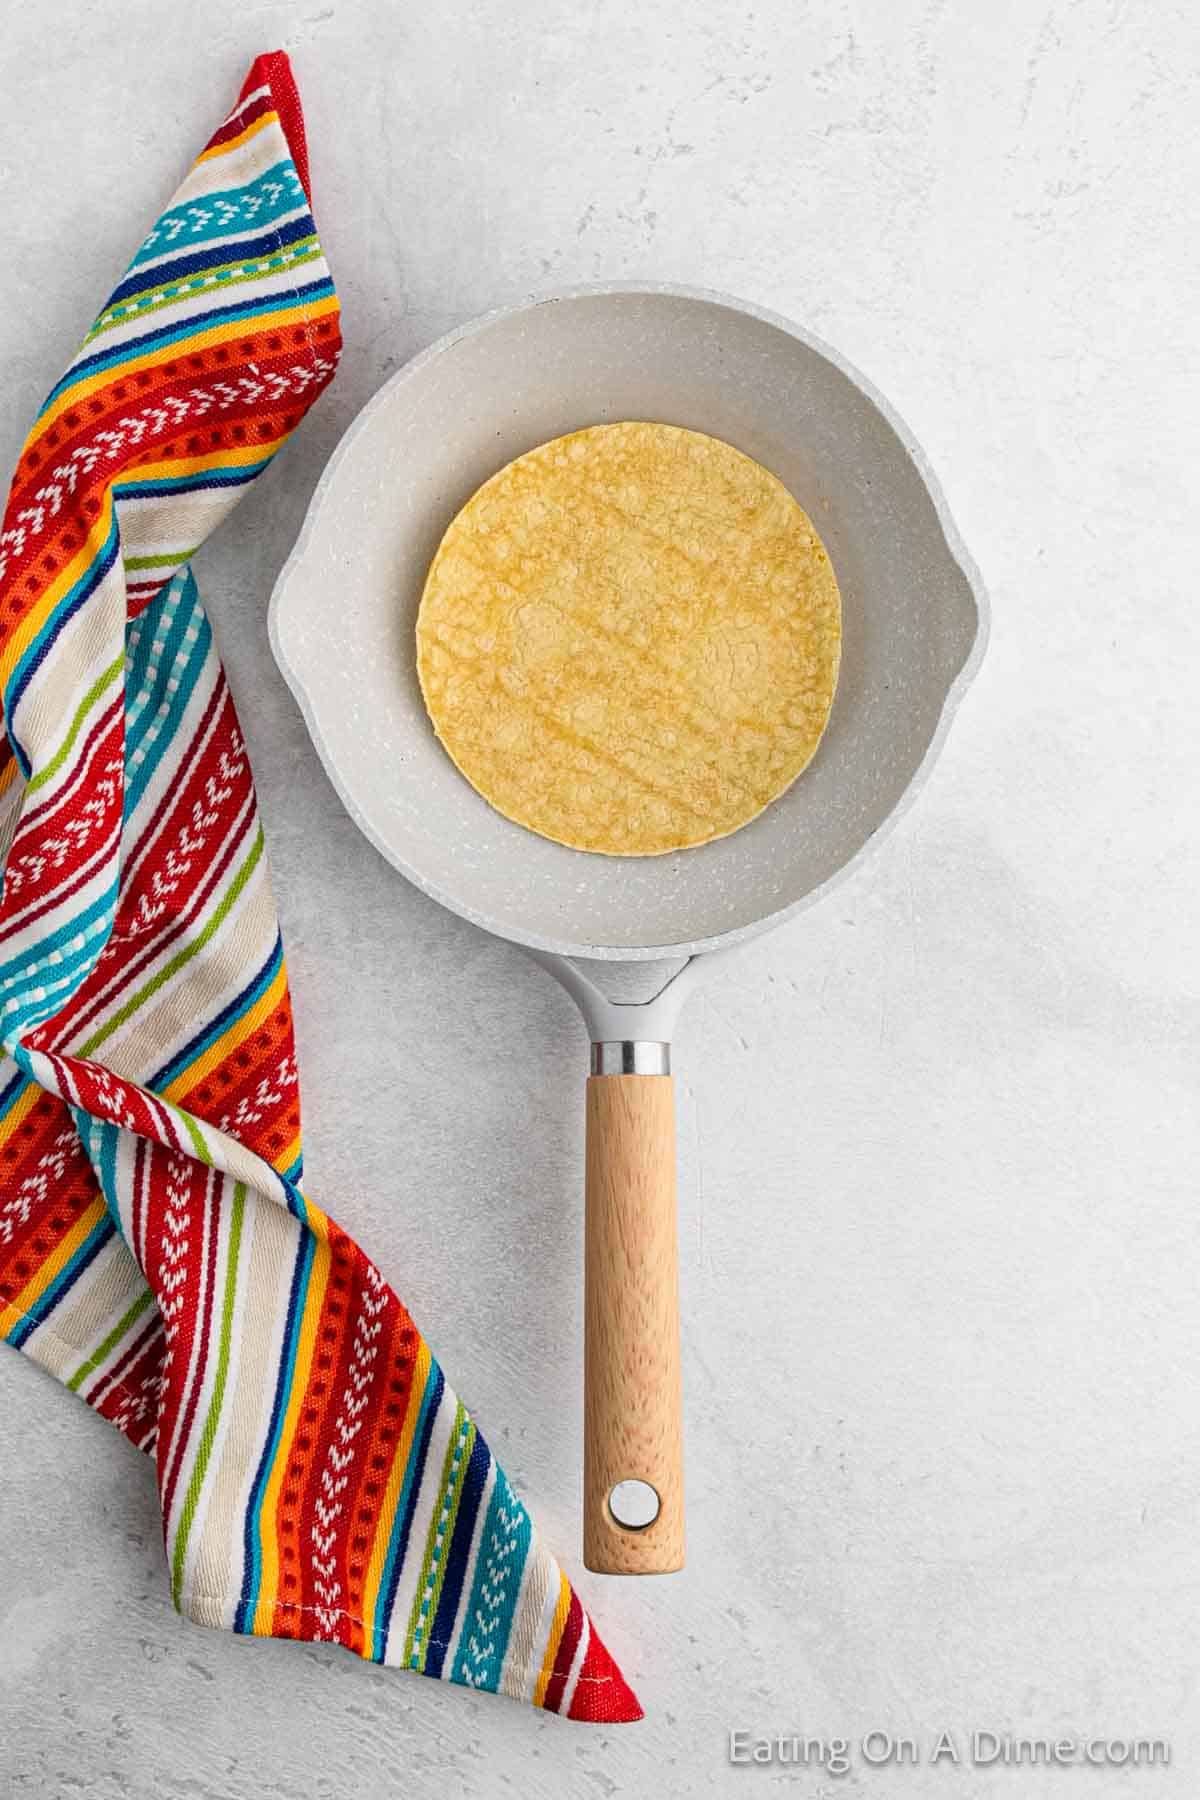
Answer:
[415,421,841,856]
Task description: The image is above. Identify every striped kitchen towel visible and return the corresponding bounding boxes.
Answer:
[0,50,640,1724]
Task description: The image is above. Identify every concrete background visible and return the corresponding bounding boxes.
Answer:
[1,1,1198,1795]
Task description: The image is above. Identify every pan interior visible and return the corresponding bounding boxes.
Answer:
[272,289,982,957]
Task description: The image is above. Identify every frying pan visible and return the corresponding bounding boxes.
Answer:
[269,282,987,1576]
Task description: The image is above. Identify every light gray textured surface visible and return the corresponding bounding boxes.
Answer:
[1,2,1198,1797]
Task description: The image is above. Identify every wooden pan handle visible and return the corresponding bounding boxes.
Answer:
[584,1072,684,1574]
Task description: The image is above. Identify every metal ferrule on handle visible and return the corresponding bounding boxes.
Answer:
[590,1041,671,1076]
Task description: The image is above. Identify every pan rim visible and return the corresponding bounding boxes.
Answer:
[269,280,990,962]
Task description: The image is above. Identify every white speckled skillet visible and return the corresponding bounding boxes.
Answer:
[269,283,988,1575]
